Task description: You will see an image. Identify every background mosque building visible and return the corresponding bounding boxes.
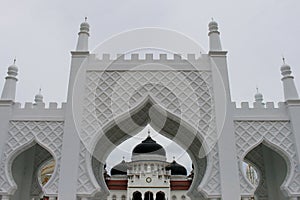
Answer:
[0,19,300,200]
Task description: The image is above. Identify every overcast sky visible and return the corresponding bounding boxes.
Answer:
[1,1,299,172]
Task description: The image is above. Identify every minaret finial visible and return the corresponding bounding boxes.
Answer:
[148,129,150,136]
[39,88,42,94]
[280,59,299,100]
[173,156,175,161]
[13,58,16,64]
[282,56,286,64]
[1,60,18,101]
[76,17,90,51]
[256,86,259,93]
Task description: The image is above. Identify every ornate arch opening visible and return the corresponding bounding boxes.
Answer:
[10,142,55,200]
[155,191,166,200]
[243,141,290,200]
[90,97,209,199]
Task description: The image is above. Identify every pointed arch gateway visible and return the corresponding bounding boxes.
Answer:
[9,141,55,200]
[243,141,290,200]
[90,97,209,199]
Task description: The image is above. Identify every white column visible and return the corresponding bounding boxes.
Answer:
[57,51,89,199]
[211,52,240,200]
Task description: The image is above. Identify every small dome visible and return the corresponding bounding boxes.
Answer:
[110,160,128,176]
[80,18,90,32]
[209,20,218,27]
[132,135,166,157]
[281,63,290,71]
[166,160,187,176]
[8,64,18,72]
[208,19,219,32]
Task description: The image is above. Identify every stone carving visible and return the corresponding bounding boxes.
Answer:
[0,121,64,196]
[234,121,300,196]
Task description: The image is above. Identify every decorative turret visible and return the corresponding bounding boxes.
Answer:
[34,88,43,104]
[76,17,90,51]
[280,58,299,101]
[1,59,18,101]
[208,18,222,51]
[254,87,265,108]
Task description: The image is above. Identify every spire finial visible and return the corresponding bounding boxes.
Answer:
[173,156,175,161]
[282,56,286,64]
[148,129,150,136]
[39,88,42,94]
[85,17,87,22]
[256,86,259,93]
[13,58,16,64]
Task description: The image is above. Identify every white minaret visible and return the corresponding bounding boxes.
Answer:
[76,17,90,51]
[280,58,299,101]
[1,59,18,101]
[254,87,265,108]
[34,88,43,104]
[208,19,222,51]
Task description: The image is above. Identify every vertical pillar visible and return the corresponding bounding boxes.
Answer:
[210,52,240,200]
[57,50,89,199]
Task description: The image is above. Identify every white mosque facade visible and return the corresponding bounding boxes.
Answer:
[0,19,300,200]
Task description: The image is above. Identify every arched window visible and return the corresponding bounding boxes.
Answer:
[156,191,165,200]
[112,195,117,200]
[133,191,142,200]
[121,195,126,200]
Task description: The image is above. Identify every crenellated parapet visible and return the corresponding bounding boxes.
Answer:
[233,101,289,120]
[85,53,212,71]
[9,102,66,121]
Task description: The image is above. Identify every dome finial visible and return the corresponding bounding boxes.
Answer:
[282,56,286,64]
[122,156,125,161]
[85,16,87,22]
[173,156,175,161]
[13,58,16,65]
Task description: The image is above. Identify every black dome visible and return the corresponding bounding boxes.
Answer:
[166,160,187,175]
[132,136,166,156]
[110,160,128,175]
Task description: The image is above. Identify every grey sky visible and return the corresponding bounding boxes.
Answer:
[0,0,299,173]
[0,0,299,104]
